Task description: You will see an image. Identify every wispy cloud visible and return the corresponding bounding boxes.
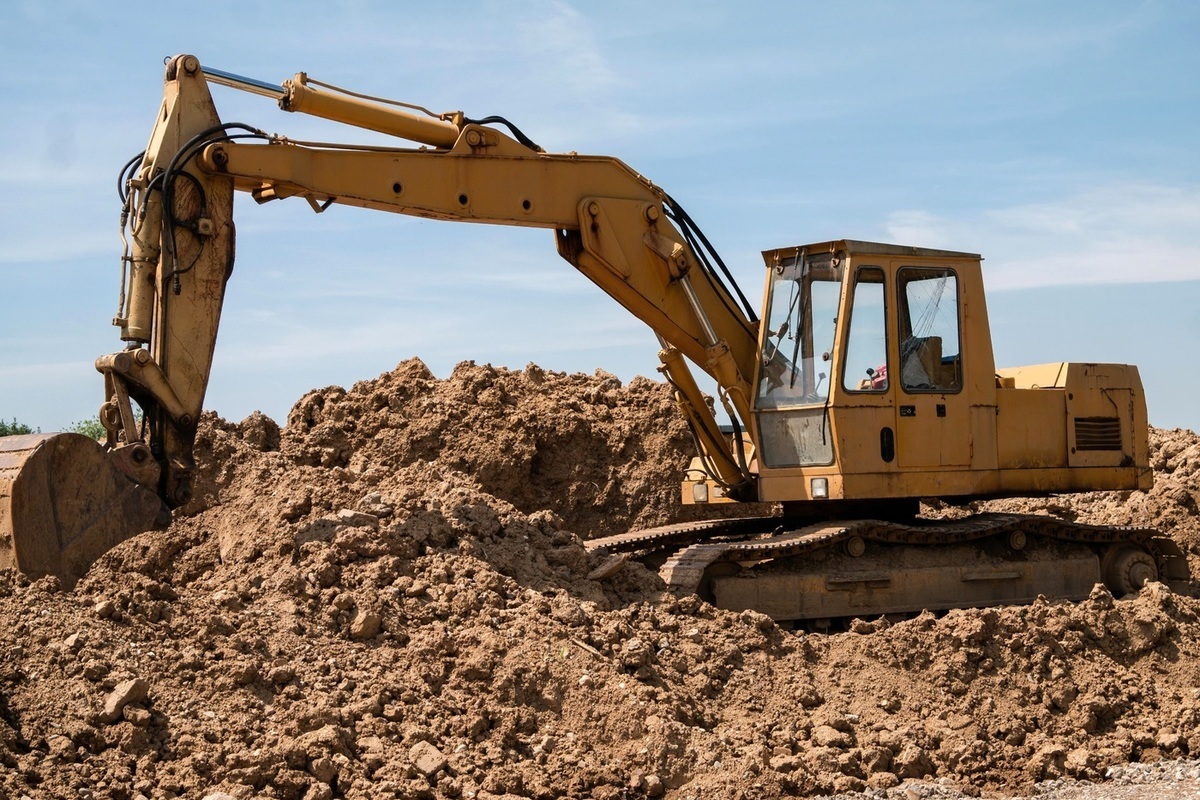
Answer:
[517,1,620,95]
[884,182,1200,289]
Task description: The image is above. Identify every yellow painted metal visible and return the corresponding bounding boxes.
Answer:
[742,241,1151,505]
[657,345,745,488]
[281,74,462,148]
[199,130,759,415]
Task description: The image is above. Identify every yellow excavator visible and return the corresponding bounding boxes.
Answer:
[0,56,1185,621]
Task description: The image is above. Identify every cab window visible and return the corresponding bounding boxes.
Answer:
[841,267,888,392]
[897,267,962,393]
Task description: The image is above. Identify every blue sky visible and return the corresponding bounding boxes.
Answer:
[1,1,1198,431]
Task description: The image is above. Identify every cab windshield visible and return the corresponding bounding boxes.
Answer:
[757,251,844,409]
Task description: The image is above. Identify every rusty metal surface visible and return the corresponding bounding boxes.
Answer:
[590,512,1179,621]
[0,433,165,588]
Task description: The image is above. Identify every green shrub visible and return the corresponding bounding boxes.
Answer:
[0,418,37,436]
[68,418,108,441]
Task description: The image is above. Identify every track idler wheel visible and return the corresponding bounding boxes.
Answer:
[1101,545,1159,597]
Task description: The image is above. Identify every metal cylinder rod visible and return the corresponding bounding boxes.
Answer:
[282,78,461,148]
[678,274,719,347]
[201,66,286,100]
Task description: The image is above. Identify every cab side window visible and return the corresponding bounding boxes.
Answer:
[842,267,888,392]
[897,268,962,393]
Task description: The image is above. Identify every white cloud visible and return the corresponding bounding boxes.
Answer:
[884,182,1200,290]
[517,1,620,95]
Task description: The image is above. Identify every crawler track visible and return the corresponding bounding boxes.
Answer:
[586,513,1188,621]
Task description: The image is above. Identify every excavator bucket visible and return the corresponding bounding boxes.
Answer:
[0,433,166,588]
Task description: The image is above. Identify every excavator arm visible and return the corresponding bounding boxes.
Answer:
[1,54,762,586]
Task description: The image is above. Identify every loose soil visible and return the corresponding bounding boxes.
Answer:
[2,359,1199,799]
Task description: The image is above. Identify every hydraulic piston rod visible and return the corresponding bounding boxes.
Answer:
[201,62,463,149]
[201,66,286,100]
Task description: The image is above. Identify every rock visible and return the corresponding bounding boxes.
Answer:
[868,772,900,790]
[587,553,628,581]
[619,637,653,669]
[894,744,933,778]
[64,633,84,652]
[123,705,152,727]
[99,678,149,724]
[350,610,383,639]
[267,664,296,685]
[811,724,852,749]
[201,793,239,800]
[410,740,447,777]
[94,599,115,619]
[644,773,665,797]
[82,660,109,681]
[309,755,337,783]
[335,508,380,529]
[1066,746,1093,773]
[358,492,395,517]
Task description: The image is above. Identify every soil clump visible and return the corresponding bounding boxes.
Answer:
[1,360,1199,799]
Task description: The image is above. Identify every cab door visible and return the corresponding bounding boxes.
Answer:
[893,266,971,468]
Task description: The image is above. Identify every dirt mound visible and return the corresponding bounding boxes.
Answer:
[1,361,1199,800]
[271,358,755,538]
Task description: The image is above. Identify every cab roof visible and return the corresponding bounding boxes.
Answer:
[762,240,981,263]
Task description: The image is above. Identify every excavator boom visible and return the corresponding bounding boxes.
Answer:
[0,54,760,586]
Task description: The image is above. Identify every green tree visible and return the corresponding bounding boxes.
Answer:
[68,418,107,441]
[0,418,37,436]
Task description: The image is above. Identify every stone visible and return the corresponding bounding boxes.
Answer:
[811,724,852,749]
[350,610,383,639]
[587,553,628,581]
[410,740,447,777]
[124,705,152,727]
[309,755,337,783]
[335,508,380,529]
[894,744,933,778]
[82,660,109,681]
[1066,747,1093,773]
[100,678,149,724]
[267,664,296,685]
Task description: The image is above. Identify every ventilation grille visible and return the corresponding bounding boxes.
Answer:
[1074,417,1122,451]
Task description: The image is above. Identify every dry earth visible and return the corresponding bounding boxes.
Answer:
[1,360,1199,799]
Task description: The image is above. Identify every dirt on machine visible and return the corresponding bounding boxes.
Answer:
[0,53,1187,617]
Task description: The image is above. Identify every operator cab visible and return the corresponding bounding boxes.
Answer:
[750,240,993,503]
